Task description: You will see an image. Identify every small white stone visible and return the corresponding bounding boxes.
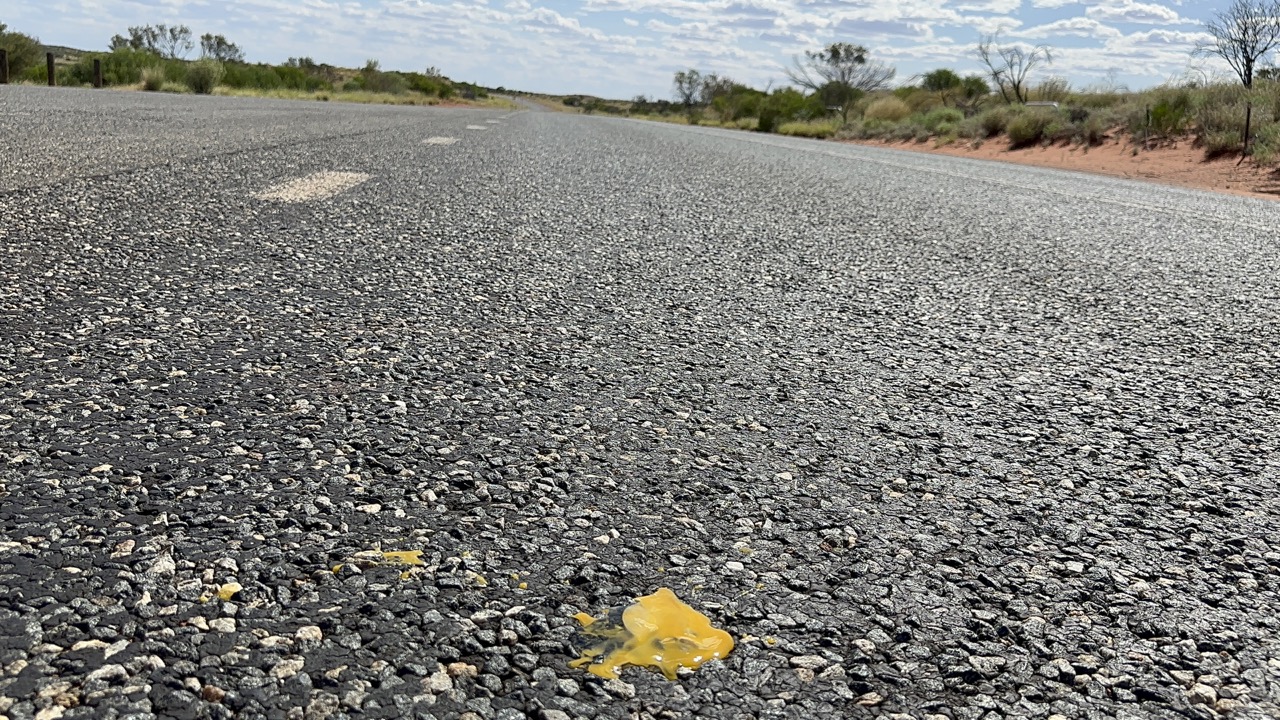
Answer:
[208,618,237,634]
[424,670,452,692]
[271,658,306,679]
[603,678,636,699]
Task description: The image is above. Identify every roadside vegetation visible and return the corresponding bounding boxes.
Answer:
[549,0,1280,167]
[0,21,508,108]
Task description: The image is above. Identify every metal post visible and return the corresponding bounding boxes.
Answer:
[0,49,8,84]
[47,52,55,86]
[93,59,103,88]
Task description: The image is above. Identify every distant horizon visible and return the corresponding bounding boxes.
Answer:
[4,0,1244,100]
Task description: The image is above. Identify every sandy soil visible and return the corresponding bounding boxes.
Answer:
[842,134,1280,202]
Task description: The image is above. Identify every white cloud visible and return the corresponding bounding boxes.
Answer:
[1015,16,1121,39]
[1086,0,1186,24]
[955,0,1022,12]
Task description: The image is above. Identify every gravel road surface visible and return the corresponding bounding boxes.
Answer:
[2,85,1280,720]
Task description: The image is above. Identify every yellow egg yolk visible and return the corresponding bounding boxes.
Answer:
[380,550,425,566]
[569,587,734,680]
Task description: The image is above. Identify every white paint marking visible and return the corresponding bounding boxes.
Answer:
[256,171,371,203]
[485,119,501,124]
[424,136,460,145]
[466,124,488,130]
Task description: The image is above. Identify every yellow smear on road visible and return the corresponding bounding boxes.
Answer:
[570,588,734,680]
[380,550,424,566]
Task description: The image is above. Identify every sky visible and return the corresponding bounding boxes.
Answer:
[5,0,1238,99]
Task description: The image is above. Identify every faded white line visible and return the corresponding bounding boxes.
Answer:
[466,124,488,130]
[485,119,502,124]
[256,171,371,202]
[424,137,460,145]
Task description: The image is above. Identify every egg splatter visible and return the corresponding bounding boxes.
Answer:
[216,582,243,601]
[570,587,734,680]
[379,550,424,566]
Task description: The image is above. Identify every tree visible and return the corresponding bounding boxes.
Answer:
[958,75,991,113]
[0,23,43,77]
[976,34,1052,104]
[1195,0,1280,154]
[921,68,963,106]
[786,42,895,123]
[699,73,735,106]
[110,24,192,58]
[157,24,193,59]
[921,68,962,93]
[672,69,703,119]
[200,33,244,63]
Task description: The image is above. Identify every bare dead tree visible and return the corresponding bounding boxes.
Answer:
[976,34,1052,105]
[1195,0,1280,155]
[786,42,895,122]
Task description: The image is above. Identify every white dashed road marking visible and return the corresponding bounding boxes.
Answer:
[466,125,488,130]
[424,137,460,145]
[485,119,501,124]
[256,171,371,202]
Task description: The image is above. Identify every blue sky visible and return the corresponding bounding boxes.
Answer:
[7,0,1235,98]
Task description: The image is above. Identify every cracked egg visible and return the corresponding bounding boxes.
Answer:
[570,587,734,680]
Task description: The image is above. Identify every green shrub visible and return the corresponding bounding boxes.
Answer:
[159,81,189,93]
[1032,77,1072,103]
[865,97,912,122]
[889,121,925,142]
[1250,123,1280,164]
[956,117,984,139]
[839,118,893,139]
[0,23,42,77]
[185,58,223,94]
[1070,91,1125,109]
[1045,120,1074,143]
[1146,89,1192,136]
[20,63,46,83]
[1077,115,1108,146]
[221,63,330,92]
[1194,102,1246,140]
[61,48,178,86]
[976,106,1018,138]
[404,72,452,97]
[778,120,839,138]
[757,106,780,133]
[1202,130,1240,158]
[1007,112,1054,148]
[923,107,964,133]
[903,90,942,114]
[935,121,957,138]
[141,66,165,91]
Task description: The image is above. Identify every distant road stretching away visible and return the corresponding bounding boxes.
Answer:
[2,85,1279,720]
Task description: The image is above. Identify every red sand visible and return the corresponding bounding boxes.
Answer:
[841,135,1280,202]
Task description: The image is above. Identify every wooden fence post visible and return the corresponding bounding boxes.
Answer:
[94,59,103,88]
[47,52,55,86]
[0,49,8,84]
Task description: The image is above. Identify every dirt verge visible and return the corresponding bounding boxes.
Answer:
[841,134,1280,201]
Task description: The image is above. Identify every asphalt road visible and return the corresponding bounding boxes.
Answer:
[2,85,1280,720]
